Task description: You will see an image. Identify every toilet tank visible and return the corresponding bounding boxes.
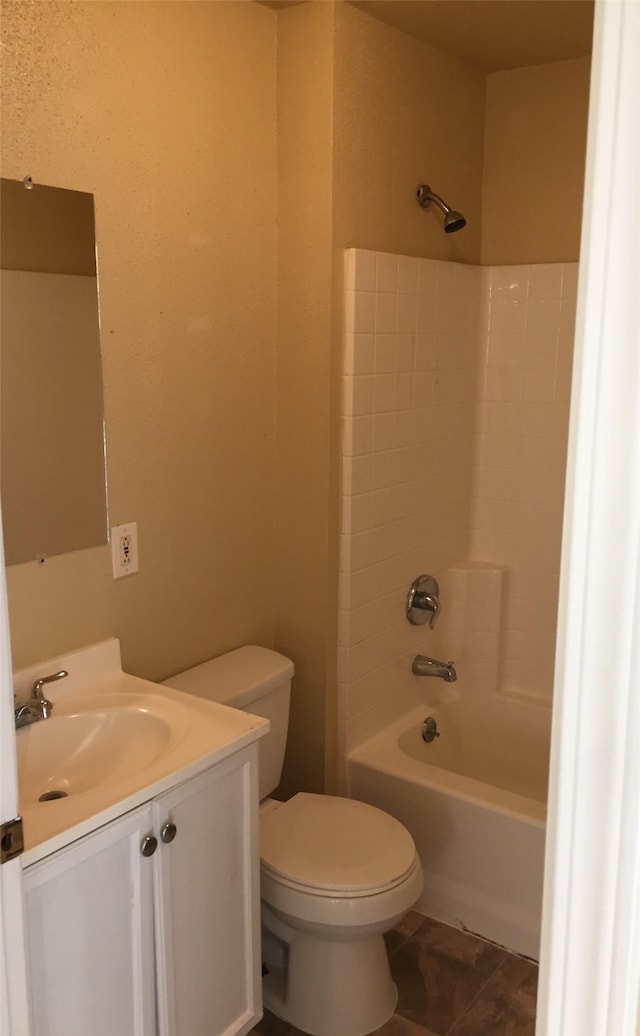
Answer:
[162,646,294,800]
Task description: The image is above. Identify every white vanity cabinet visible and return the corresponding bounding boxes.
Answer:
[23,745,261,1036]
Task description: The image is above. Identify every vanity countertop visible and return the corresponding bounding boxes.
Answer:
[14,638,268,867]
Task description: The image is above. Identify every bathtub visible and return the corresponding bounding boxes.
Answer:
[347,698,550,960]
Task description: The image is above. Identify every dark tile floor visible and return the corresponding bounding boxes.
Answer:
[251,911,537,1036]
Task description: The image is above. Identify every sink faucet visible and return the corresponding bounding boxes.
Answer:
[14,670,68,728]
[412,655,457,682]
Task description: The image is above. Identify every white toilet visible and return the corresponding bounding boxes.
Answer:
[164,645,423,1036]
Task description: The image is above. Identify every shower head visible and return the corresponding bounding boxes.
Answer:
[417,184,467,234]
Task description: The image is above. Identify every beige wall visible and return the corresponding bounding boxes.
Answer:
[275,1,335,795]
[332,2,486,266]
[482,57,591,265]
[1,1,278,677]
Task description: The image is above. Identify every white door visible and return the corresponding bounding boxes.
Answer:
[536,1,640,1032]
[22,806,156,1036]
[0,523,30,1034]
[153,749,262,1036]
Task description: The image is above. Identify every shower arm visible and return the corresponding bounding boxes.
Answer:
[416,186,450,215]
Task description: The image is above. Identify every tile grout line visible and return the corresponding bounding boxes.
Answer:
[443,953,509,1036]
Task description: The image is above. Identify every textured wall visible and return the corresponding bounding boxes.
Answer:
[275,1,335,794]
[332,3,486,267]
[1,1,278,676]
[482,58,591,265]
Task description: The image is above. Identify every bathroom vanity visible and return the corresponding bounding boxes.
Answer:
[14,639,268,1036]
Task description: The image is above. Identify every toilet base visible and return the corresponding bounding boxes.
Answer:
[262,907,397,1036]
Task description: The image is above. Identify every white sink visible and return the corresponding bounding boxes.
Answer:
[14,638,269,865]
[17,700,188,805]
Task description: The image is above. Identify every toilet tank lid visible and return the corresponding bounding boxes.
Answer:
[162,645,294,709]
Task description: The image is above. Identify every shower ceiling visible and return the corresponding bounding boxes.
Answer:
[259,1,594,72]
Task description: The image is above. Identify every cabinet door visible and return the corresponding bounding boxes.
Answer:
[153,746,262,1036]
[23,806,156,1036]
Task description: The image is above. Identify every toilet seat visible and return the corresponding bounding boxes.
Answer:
[260,792,417,898]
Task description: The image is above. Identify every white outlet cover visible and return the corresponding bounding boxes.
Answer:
[111,522,139,579]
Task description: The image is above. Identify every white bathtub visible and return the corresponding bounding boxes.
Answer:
[347,698,551,960]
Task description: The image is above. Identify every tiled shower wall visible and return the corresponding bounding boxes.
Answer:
[473,263,578,701]
[340,249,577,753]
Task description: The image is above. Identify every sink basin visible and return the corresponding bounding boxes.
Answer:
[13,639,269,864]
[17,700,188,806]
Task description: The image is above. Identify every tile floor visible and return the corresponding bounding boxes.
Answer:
[251,911,537,1036]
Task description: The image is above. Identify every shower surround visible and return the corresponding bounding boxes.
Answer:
[339,249,577,759]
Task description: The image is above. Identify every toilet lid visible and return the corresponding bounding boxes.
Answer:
[260,793,417,894]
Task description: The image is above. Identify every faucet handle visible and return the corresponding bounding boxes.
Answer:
[32,669,68,695]
[31,670,68,714]
[406,575,441,628]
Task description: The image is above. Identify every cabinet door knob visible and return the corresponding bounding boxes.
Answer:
[140,835,158,857]
[161,821,177,844]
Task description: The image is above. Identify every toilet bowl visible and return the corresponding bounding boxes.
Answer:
[259,792,423,1036]
[163,647,423,1036]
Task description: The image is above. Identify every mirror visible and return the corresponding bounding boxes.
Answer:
[0,178,108,565]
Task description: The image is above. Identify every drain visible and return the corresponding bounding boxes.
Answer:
[38,790,68,802]
[421,717,440,743]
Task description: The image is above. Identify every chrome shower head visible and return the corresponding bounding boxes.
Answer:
[417,184,467,234]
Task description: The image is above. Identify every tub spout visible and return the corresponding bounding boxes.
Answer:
[412,655,457,682]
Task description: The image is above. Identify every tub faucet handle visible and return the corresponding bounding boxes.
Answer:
[406,575,441,628]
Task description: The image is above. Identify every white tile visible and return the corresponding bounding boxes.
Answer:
[415,333,437,371]
[417,257,439,296]
[347,375,374,416]
[375,292,398,334]
[353,291,376,334]
[376,252,398,293]
[528,263,564,299]
[344,567,372,610]
[397,255,418,295]
[523,332,559,371]
[372,413,395,452]
[436,260,457,299]
[372,451,398,490]
[486,368,524,402]
[487,332,525,369]
[350,333,375,375]
[349,415,374,456]
[489,296,527,335]
[561,262,579,300]
[344,289,355,334]
[373,373,396,413]
[349,492,372,534]
[396,335,416,372]
[374,333,397,373]
[417,295,437,334]
[394,373,414,410]
[353,249,377,291]
[491,265,529,299]
[523,368,557,404]
[348,530,373,572]
[397,294,418,334]
[525,298,561,336]
[344,249,356,291]
[394,410,414,448]
[349,455,373,495]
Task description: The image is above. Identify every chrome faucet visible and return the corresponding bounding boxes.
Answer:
[406,575,441,628]
[14,670,67,728]
[412,655,457,682]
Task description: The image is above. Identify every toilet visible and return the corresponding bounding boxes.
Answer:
[163,646,423,1036]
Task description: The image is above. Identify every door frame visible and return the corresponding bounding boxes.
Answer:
[536,1,640,1032]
